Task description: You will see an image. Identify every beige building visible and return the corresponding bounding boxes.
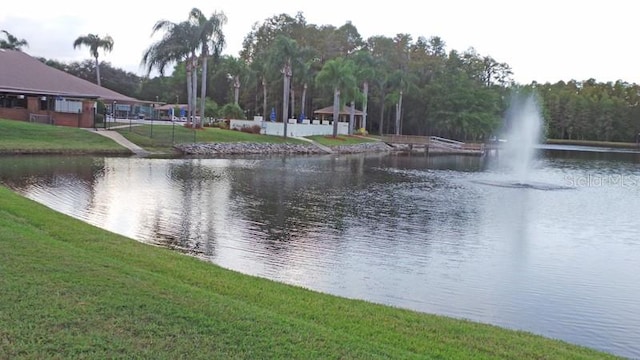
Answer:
[0,49,142,127]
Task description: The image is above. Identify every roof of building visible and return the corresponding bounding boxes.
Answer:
[313,105,365,116]
[0,49,140,103]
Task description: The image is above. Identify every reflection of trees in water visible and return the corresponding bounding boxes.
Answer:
[2,154,483,271]
[225,155,421,257]
[149,160,227,258]
[134,155,480,264]
[238,157,362,241]
[0,155,103,186]
[0,155,105,214]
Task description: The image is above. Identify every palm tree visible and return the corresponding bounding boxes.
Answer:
[316,57,356,137]
[292,48,318,121]
[189,8,227,128]
[142,20,199,125]
[0,30,29,51]
[73,34,114,86]
[220,55,247,105]
[353,50,375,131]
[268,36,299,138]
[374,69,390,135]
[246,57,270,122]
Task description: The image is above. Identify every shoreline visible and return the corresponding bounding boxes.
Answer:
[545,138,640,149]
[174,141,394,155]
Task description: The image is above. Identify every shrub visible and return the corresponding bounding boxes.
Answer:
[219,103,245,120]
[240,125,261,134]
[355,127,369,136]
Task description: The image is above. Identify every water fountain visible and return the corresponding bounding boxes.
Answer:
[475,92,573,190]
[502,94,542,182]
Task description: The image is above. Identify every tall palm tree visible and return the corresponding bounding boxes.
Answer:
[73,34,114,86]
[221,56,248,105]
[353,50,375,131]
[375,69,390,135]
[0,30,28,51]
[190,8,227,128]
[142,20,199,125]
[316,57,356,137]
[268,36,299,138]
[292,48,318,121]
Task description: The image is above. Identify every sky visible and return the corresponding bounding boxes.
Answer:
[2,0,638,85]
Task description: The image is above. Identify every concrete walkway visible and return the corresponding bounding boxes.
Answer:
[293,137,334,154]
[85,128,151,157]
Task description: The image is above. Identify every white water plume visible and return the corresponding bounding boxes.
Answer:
[501,94,543,183]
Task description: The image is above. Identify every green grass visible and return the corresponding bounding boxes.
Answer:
[306,135,378,146]
[116,125,307,153]
[0,186,619,359]
[0,119,130,154]
[546,138,639,149]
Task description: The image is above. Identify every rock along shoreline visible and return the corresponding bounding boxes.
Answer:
[175,141,393,155]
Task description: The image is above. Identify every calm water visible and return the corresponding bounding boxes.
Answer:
[1,150,639,358]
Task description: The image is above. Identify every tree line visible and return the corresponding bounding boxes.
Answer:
[3,12,639,141]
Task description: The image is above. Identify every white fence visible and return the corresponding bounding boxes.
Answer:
[230,117,349,137]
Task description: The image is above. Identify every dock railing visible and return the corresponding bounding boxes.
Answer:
[380,134,485,153]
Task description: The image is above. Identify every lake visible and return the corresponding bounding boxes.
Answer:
[1,148,639,358]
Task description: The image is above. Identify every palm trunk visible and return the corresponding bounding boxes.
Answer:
[192,56,198,127]
[395,103,400,135]
[379,94,385,135]
[95,57,101,86]
[262,77,267,121]
[234,75,240,104]
[349,101,355,135]
[362,81,369,131]
[397,90,403,135]
[282,71,288,138]
[282,60,291,138]
[332,88,340,137]
[301,83,307,120]
[290,88,295,121]
[186,62,193,127]
[200,54,208,127]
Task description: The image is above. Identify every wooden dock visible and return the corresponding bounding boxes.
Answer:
[380,135,488,155]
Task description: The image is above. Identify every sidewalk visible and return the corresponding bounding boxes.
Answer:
[292,137,334,154]
[84,128,150,157]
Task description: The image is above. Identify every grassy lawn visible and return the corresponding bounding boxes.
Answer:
[0,186,619,359]
[0,119,130,154]
[306,135,378,146]
[116,125,307,153]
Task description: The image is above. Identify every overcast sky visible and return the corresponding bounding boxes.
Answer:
[2,0,638,85]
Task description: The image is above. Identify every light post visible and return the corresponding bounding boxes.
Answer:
[150,103,154,138]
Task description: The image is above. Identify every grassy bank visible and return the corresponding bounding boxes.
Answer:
[0,186,618,359]
[0,119,130,155]
[546,138,639,149]
[306,135,377,146]
[115,124,307,153]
